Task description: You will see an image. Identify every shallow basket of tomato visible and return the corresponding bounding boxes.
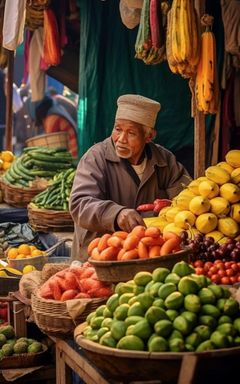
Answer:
[89,249,190,283]
[74,323,240,384]
[31,292,108,336]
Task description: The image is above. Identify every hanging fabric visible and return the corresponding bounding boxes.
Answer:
[2,0,26,50]
[29,27,45,101]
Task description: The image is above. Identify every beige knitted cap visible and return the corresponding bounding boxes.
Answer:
[116,94,161,128]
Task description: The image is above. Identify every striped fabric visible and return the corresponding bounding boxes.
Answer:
[44,114,78,157]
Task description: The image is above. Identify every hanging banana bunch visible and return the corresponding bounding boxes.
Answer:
[195,14,219,114]
[166,0,200,78]
[135,0,169,65]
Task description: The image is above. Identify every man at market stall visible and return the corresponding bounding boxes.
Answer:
[69,94,191,261]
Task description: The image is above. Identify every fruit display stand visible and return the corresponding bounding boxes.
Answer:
[74,323,240,384]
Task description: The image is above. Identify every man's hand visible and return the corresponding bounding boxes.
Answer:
[116,209,146,233]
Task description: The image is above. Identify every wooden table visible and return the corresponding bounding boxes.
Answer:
[52,337,109,384]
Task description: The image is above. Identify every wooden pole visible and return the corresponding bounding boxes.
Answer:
[194,0,206,178]
[5,49,14,152]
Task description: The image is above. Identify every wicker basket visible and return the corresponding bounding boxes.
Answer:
[89,249,190,283]
[0,344,48,369]
[25,132,68,149]
[0,179,45,208]
[31,292,107,336]
[27,205,74,232]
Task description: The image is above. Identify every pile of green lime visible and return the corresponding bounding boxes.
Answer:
[83,261,240,352]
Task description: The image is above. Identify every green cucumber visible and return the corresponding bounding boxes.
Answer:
[30,159,71,171]
[29,152,72,163]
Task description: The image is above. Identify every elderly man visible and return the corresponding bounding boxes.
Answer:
[70,94,190,260]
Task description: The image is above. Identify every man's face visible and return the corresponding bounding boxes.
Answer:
[111,119,148,165]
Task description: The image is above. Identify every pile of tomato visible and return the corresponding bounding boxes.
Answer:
[193,259,240,285]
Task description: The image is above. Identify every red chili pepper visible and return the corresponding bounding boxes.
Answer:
[136,204,155,212]
[153,199,172,213]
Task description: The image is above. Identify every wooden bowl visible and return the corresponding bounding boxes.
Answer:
[74,323,240,384]
[89,249,190,283]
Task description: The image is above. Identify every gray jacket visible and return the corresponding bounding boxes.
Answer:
[69,137,190,261]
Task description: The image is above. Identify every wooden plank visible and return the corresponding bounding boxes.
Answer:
[210,99,221,165]
[5,50,14,152]
[194,0,206,178]
[194,111,206,178]
[54,338,109,384]
[12,301,27,338]
[177,354,198,384]
[56,344,72,384]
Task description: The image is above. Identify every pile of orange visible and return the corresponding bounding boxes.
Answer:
[7,244,45,260]
[0,151,15,172]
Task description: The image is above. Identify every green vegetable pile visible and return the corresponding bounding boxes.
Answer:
[0,325,43,359]
[83,261,240,352]
[30,168,76,211]
[2,146,75,188]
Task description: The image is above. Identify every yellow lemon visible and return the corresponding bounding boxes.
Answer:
[31,249,43,257]
[23,265,36,274]
[7,247,19,259]
[1,150,14,162]
[16,254,26,259]
[18,244,31,256]
[29,245,37,252]
[0,270,8,277]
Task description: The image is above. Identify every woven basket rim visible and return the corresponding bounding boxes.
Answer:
[26,131,68,142]
[28,205,72,216]
[1,178,46,192]
[89,248,190,267]
[32,291,106,306]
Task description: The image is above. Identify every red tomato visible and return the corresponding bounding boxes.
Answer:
[225,261,233,269]
[204,261,213,271]
[231,264,239,273]
[211,274,221,284]
[237,262,240,269]
[195,267,205,275]
[230,276,237,284]
[215,262,225,270]
[218,269,226,278]
[226,268,234,277]
[221,276,231,285]
[214,259,222,264]
[209,266,218,274]
[194,260,204,268]
[237,275,240,283]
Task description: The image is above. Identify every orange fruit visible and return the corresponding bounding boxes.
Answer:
[29,245,37,252]
[0,159,3,170]
[2,161,11,171]
[7,248,19,259]
[18,244,31,256]
[1,150,14,162]
[31,249,43,257]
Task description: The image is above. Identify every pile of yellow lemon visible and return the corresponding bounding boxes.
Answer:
[0,150,15,172]
[7,244,45,260]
